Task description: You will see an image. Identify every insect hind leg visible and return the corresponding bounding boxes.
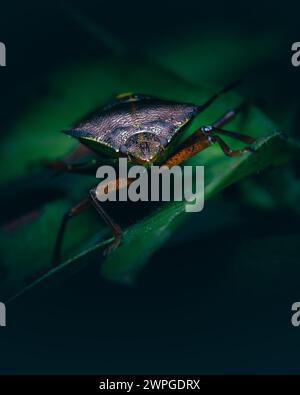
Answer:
[52,198,91,267]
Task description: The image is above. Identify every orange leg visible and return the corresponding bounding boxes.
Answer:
[163,132,213,168]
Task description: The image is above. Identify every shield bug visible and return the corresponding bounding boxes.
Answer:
[49,82,256,266]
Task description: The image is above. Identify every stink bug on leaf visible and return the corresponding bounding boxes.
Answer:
[48,81,256,266]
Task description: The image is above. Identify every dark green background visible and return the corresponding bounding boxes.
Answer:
[0,0,300,374]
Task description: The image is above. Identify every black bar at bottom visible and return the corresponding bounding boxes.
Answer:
[0,375,299,392]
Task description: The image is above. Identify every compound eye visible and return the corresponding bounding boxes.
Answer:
[119,145,128,155]
[159,137,168,148]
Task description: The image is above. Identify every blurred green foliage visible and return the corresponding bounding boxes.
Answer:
[0,54,296,300]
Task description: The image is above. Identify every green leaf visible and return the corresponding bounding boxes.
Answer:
[101,132,295,283]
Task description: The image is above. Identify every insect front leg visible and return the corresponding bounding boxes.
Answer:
[161,105,256,167]
[208,103,256,145]
[209,134,254,157]
[198,105,256,156]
